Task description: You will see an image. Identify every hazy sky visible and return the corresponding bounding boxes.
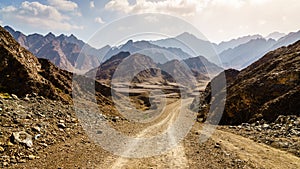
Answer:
[1,0,300,45]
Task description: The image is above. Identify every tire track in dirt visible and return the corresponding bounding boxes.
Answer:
[108,99,193,169]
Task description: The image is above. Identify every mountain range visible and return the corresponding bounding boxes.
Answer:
[0,25,114,105]
[86,51,222,86]
[192,39,300,125]
[151,31,300,70]
[4,26,110,72]
[4,25,300,73]
[104,39,192,64]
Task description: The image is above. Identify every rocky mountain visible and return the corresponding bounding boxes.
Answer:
[86,52,174,85]
[151,32,219,64]
[6,25,300,73]
[0,26,120,168]
[218,31,300,70]
[265,32,286,41]
[4,26,110,72]
[216,35,263,53]
[86,50,222,86]
[183,56,223,76]
[104,40,191,64]
[219,38,277,69]
[0,26,113,104]
[271,30,300,50]
[86,52,131,84]
[0,26,72,103]
[194,40,300,125]
[219,31,300,70]
[152,31,300,70]
[151,33,267,62]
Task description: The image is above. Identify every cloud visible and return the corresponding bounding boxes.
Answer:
[105,0,206,16]
[94,17,105,24]
[90,1,95,8]
[104,0,276,16]
[1,6,17,12]
[189,0,300,42]
[14,15,84,30]
[47,0,78,11]
[1,1,82,31]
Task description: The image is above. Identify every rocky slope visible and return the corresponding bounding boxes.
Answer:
[0,26,117,167]
[4,26,110,72]
[193,40,300,125]
[85,52,173,85]
[220,115,300,157]
[0,26,73,103]
[86,52,221,86]
[183,56,223,76]
[1,26,113,103]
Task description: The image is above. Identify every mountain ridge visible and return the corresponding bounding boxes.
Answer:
[193,40,300,125]
[4,26,111,72]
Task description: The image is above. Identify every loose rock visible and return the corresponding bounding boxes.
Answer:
[11,94,19,100]
[11,131,33,148]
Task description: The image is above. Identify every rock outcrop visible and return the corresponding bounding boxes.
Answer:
[0,26,73,103]
[196,40,300,125]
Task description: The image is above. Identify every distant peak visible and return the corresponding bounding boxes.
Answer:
[265,32,286,41]
[122,39,133,47]
[58,34,65,38]
[4,25,15,32]
[45,32,55,38]
[69,34,77,39]
[69,34,78,40]
[181,32,193,36]
[177,32,195,38]
[126,39,133,44]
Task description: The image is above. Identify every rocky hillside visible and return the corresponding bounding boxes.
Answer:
[0,26,74,103]
[0,25,118,167]
[183,56,223,76]
[4,26,110,72]
[0,26,113,105]
[86,52,174,85]
[193,40,300,125]
[86,52,220,86]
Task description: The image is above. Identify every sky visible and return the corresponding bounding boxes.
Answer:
[1,0,300,47]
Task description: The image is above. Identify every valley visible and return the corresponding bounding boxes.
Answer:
[0,19,300,169]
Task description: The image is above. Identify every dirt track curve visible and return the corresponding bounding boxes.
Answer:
[15,99,300,169]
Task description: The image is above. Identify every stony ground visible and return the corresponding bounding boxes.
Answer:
[219,116,300,157]
[0,94,299,168]
[0,93,83,167]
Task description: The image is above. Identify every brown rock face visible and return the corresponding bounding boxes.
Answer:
[198,40,300,125]
[0,26,114,105]
[4,26,110,72]
[0,26,73,102]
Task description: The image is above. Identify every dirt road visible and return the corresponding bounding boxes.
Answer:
[15,99,300,169]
